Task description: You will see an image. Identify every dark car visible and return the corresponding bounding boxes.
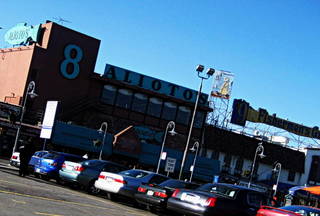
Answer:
[34,152,84,182]
[135,179,199,212]
[167,183,269,216]
[257,205,320,216]
[59,159,128,194]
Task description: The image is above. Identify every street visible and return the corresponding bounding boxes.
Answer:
[0,164,156,216]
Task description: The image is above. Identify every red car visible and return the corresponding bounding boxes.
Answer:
[257,205,320,216]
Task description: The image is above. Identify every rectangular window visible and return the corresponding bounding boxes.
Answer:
[288,170,295,182]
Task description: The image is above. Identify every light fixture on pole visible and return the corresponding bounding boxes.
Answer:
[12,81,38,155]
[98,122,108,160]
[156,121,176,174]
[273,162,282,197]
[248,142,266,188]
[179,65,215,180]
[189,141,200,182]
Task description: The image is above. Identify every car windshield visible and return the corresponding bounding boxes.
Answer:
[160,179,198,189]
[83,160,105,166]
[119,170,149,178]
[280,206,320,215]
[197,184,238,198]
[43,153,61,159]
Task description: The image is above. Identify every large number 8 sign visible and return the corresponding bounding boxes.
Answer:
[60,44,83,79]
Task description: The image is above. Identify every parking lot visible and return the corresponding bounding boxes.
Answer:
[0,159,156,216]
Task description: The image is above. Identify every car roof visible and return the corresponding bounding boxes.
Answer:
[122,169,168,177]
[205,183,265,192]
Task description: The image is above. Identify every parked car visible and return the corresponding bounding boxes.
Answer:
[9,152,20,167]
[256,205,320,216]
[34,152,84,182]
[135,179,199,212]
[167,183,270,216]
[28,150,49,174]
[59,159,127,194]
[94,169,169,200]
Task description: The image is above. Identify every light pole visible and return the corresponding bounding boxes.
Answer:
[189,141,199,182]
[273,162,282,197]
[12,81,38,155]
[179,65,215,180]
[156,121,176,174]
[248,142,266,188]
[98,122,108,160]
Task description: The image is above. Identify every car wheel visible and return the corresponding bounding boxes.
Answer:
[87,180,100,195]
[106,192,117,201]
[41,175,49,181]
[34,173,40,178]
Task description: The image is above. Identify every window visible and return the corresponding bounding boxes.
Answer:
[131,93,147,113]
[162,102,177,120]
[235,157,244,174]
[288,170,295,182]
[176,106,191,125]
[101,85,117,105]
[147,97,163,117]
[211,151,220,160]
[194,111,205,128]
[148,175,169,184]
[115,89,133,109]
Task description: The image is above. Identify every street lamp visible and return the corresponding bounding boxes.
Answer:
[189,141,200,182]
[273,162,282,197]
[12,81,38,155]
[156,121,176,174]
[179,65,215,180]
[98,122,108,160]
[248,142,266,188]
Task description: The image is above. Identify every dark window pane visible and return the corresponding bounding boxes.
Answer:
[176,106,191,125]
[162,102,177,120]
[132,93,147,113]
[115,89,133,109]
[101,85,117,105]
[147,97,162,117]
[194,111,205,128]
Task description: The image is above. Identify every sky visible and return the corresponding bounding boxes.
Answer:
[1,0,320,140]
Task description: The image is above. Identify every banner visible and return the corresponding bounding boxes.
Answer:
[211,70,234,99]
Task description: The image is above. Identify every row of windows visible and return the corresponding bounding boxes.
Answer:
[101,85,206,127]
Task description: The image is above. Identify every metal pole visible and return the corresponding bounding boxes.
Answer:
[179,77,203,180]
[248,143,264,188]
[12,81,35,155]
[189,141,199,182]
[156,121,175,174]
[99,122,108,160]
[273,163,282,197]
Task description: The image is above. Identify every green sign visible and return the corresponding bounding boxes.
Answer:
[4,23,40,45]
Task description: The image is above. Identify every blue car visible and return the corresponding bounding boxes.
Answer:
[28,150,50,174]
[34,152,84,182]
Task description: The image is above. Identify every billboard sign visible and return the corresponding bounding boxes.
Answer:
[211,70,234,99]
[40,101,58,139]
[4,23,41,45]
[231,99,320,139]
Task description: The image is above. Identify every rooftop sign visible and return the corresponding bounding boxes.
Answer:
[4,23,40,45]
[231,99,320,140]
[103,64,209,106]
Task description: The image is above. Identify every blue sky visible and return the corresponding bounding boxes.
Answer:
[1,0,319,130]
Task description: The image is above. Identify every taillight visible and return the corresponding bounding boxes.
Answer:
[62,163,66,168]
[12,156,18,159]
[154,191,167,198]
[138,187,147,193]
[51,162,58,166]
[204,197,217,207]
[172,189,180,197]
[74,166,85,172]
[99,175,105,179]
[114,179,127,184]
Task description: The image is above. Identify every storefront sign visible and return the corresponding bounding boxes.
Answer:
[104,64,209,105]
[4,23,40,45]
[231,99,320,139]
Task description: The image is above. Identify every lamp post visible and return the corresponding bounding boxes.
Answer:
[12,81,37,155]
[156,121,176,174]
[189,141,199,182]
[248,142,266,188]
[98,122,108,160]
[179,65,215,180]
[273,162,282,197]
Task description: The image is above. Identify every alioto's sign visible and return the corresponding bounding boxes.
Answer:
[4,23,40,45]
[231,99,320,140]
[104,64,209,105]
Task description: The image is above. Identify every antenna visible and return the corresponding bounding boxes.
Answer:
[52,17,71,25]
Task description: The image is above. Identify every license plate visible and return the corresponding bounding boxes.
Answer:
[147,190,154,196]
[36,168,41,173]
[181,193,199,203]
